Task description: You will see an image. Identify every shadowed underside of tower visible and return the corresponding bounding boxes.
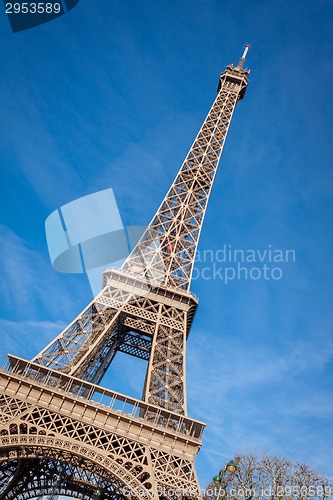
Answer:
[0,48,250,499]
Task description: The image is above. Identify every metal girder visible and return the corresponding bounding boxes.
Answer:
[117,332,152,360]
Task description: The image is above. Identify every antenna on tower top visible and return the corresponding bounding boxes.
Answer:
[236,43,251,69]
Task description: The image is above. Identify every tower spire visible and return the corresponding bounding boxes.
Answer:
[236,43,251,69]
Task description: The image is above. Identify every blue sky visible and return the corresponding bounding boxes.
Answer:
[0,0,333,492]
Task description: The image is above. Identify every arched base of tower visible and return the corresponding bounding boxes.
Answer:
[0,455,128,499]
[0,440,153,499]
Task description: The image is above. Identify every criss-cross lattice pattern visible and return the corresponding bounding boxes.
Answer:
[0,395,31,424]
[122,64,249,290]
[150,449,197,496]
[145,323,186,411]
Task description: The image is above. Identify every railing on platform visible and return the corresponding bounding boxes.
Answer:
[1,355,205,441]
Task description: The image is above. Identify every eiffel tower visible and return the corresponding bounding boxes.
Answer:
[0,47,250,499]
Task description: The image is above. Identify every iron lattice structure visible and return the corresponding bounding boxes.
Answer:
[0,48,250,499]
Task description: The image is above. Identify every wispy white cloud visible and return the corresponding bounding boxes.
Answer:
[0,89,84,210]
[0,225,87,317]
[0,318,67,361]
[0,225,90,361]
[186,325,333,485]
[93,111,198,226]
